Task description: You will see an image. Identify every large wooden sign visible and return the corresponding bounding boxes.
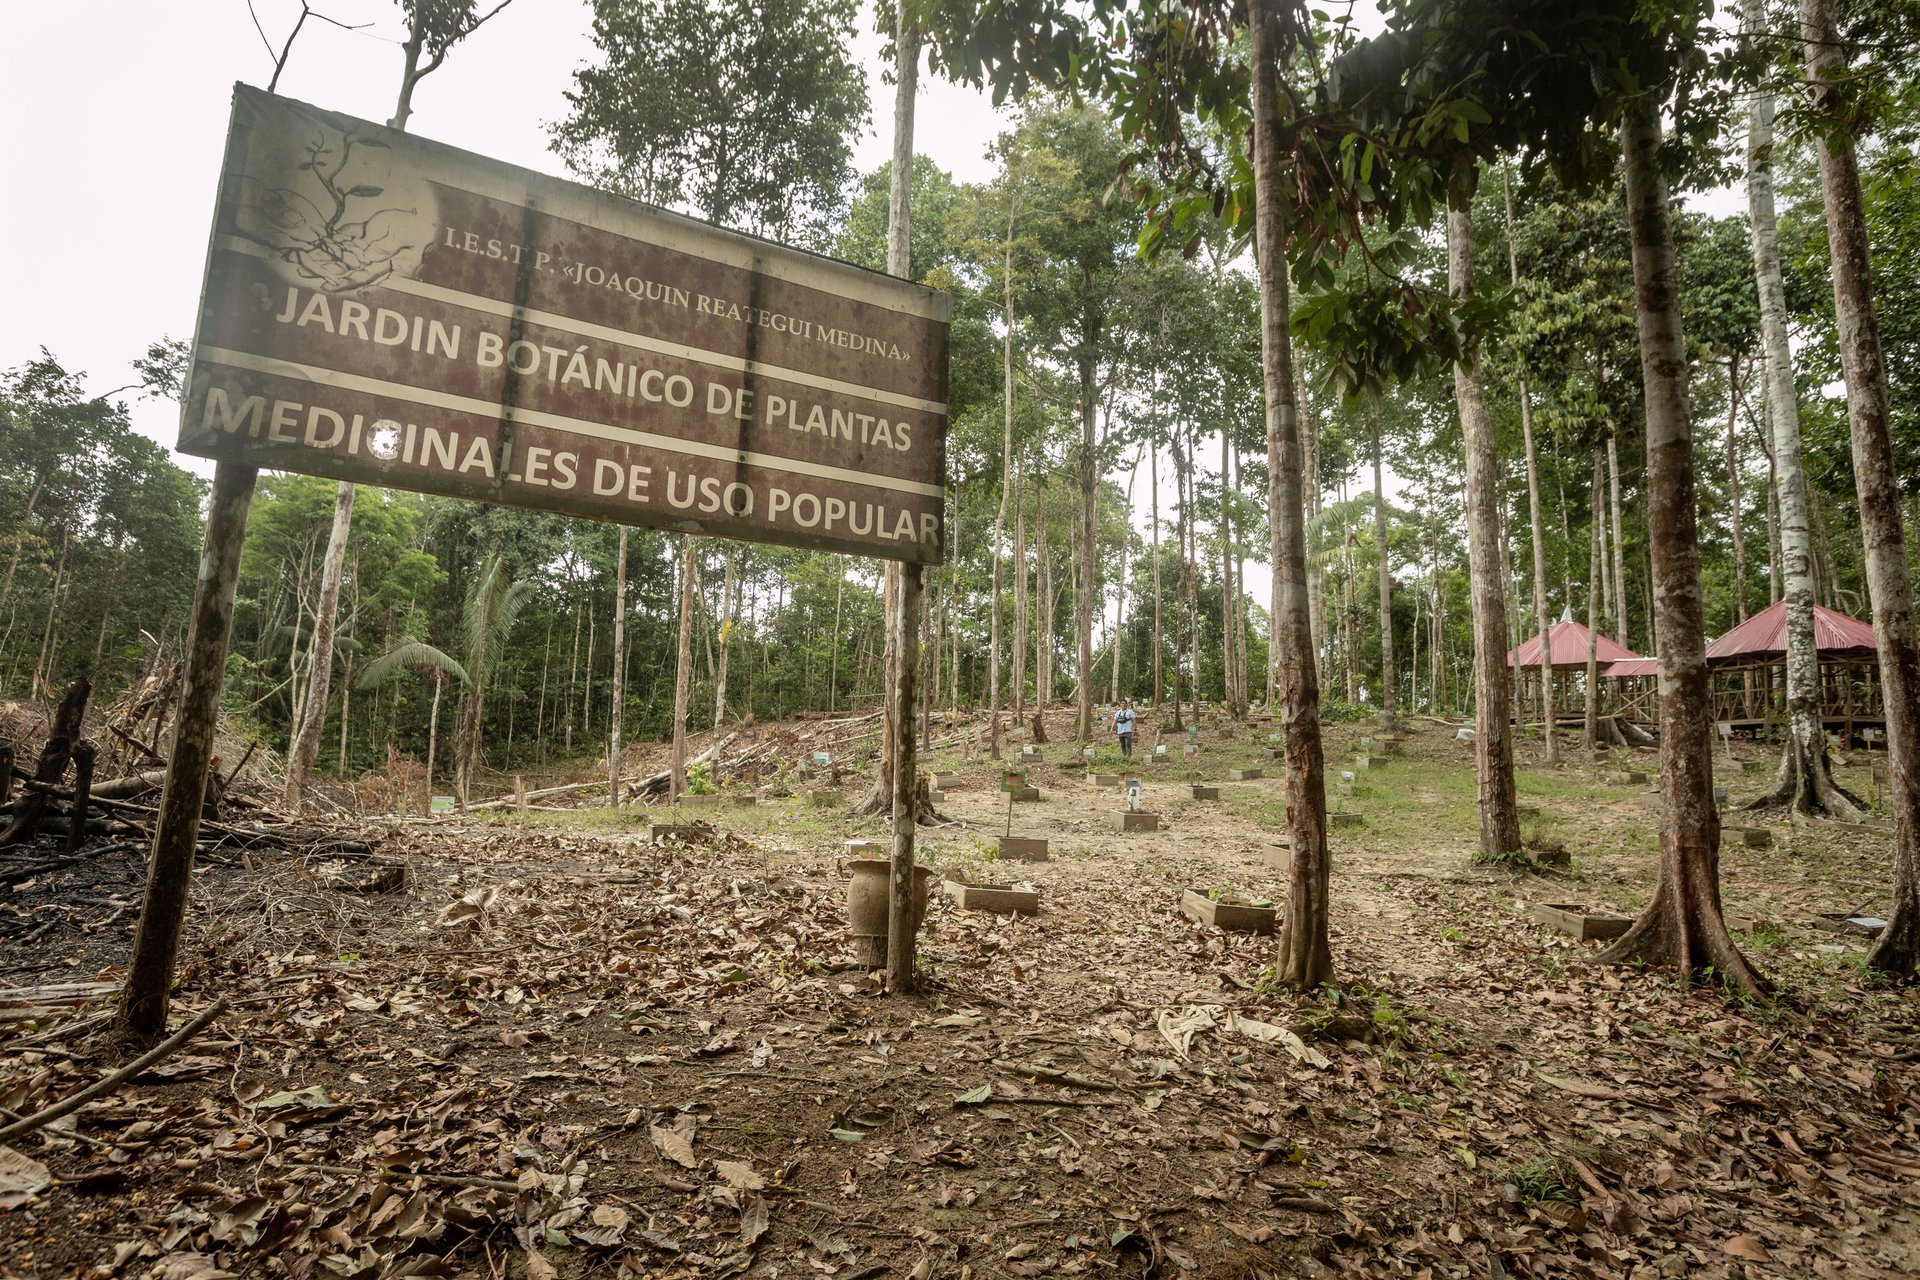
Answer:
[179,86,949,563]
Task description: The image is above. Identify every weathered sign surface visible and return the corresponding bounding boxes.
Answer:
[179,85,949,563]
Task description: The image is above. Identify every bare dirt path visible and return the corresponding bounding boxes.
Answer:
[3,711,1917,1279]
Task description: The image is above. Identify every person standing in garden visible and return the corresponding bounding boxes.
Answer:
[1114,700,1136,758]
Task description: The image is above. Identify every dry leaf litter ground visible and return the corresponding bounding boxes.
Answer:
[2,713,1918,1280]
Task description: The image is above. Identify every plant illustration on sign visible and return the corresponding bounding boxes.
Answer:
[232,125,436,294]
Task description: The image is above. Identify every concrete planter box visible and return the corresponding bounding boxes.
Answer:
[1607,770,1649,785]
[1815,912,1887,938]
[943,880,1041,915]
[1533,902,1632,941]
[1334,782,1355,797]
[929,773,960,790]
[807,789,843,809]
[1009,787,1042,802]
[643,822,696,844]
[1019,749,1043,764]
[1089,773,1122,787]
[1733,826,1773,848]
[845,838,885,857]
[1180,888,1277,935]
[677,793,725,809]
[996,836,1049,862]
[729,795,757,807]
[1229,767,1263,782]
[1189,784,1220,800]
[1329,811,1364,829]
[1263,747,1285,761]
[1112,810,1160,832]
[927,789,947,806]
[1353,755,1387,770]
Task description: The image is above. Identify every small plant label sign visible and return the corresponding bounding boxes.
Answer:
[1000,770,1026,795]
[812,751,831,767]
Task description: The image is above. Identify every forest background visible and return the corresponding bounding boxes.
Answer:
[1,0,1915,813]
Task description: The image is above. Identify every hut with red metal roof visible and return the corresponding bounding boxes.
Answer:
[1506,612,1642,730]
[1601,600,1882,738]
[1705,600,1881,740]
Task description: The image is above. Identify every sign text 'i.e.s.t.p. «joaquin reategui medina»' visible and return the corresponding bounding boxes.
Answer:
[179,85,950,564]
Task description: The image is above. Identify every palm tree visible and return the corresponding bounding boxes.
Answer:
[358,637,467,816]
[453,553,535,810]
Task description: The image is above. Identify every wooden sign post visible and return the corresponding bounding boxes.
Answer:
[121,86,949,1035]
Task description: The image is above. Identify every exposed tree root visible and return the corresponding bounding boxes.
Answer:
[1866,820,1920,976]
[1744,734,1867,821]
[1594,830,1770,998]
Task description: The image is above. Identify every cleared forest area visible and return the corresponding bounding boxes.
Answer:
[3,706,1917,1278]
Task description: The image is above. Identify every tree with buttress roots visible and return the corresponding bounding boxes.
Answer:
[1325,0,1768,994]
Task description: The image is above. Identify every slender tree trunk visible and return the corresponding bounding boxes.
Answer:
[1727,358,1750,624]
[1113,450,1138,705]
[1014,467,1028,719]
[337,650,352,776]
[1250,0,1331,989]
[1800,0,1920,972]
[564,591,582,754]
[31,509,74,699]
[1077,364,1097,745]
[1608,428,1629,649]
[1371,418,1397,733]
[988,214,1016,757]
[535,618,551,764]
[1744,12,1863,818]
[1448,196,1523,860]
[424,669,441,817]
[1504,166,1557,763]
[609,526,628,806]
[1595,104,1766,995]
[1587,451,1604,751]
[713,545,737,730]
[1152,445,1164,709]
[1036,484,1050,712]
[1298,366,1324,689]
[670,534,695,797]
[284,480,355,809]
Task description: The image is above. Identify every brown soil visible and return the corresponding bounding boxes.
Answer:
[3,708,1916,1279]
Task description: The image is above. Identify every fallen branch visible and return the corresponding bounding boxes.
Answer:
[0,998,228,1143]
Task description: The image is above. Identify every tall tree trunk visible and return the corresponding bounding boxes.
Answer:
[564,591,582,754]
[670,534,695,797]
[284,480,356,809]
[1371,417,1398,733]
[1298,367,1324,688]
[1113,451,1138,705]
[1727,358,1750,624]
[1249,0,1331,990]
[1608,427,1629,649]
[988,212,1016,757]
[1586,451,1604,751]
[1595,103,1766,995]
[1745,6,1863,818]
[1447,196,1523,860]
[609,526,628,806]
[1013,466,1029,720]
[1152,445,1164,709]
[712,545,738,730]
[424,668,442,816]
[1800,0,1920,973]
[1504,166,1557,763]
[1077,364,1097,745]
[31,508,74,699]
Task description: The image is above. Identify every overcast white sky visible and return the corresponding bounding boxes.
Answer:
[0,0,1011,456]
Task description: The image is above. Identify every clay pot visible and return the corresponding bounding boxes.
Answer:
[843,858,937,939]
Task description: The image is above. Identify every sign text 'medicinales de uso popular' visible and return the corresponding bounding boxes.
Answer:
[180,85,950,563]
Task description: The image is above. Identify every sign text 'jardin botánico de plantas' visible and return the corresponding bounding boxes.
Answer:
[179,86,950,563]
